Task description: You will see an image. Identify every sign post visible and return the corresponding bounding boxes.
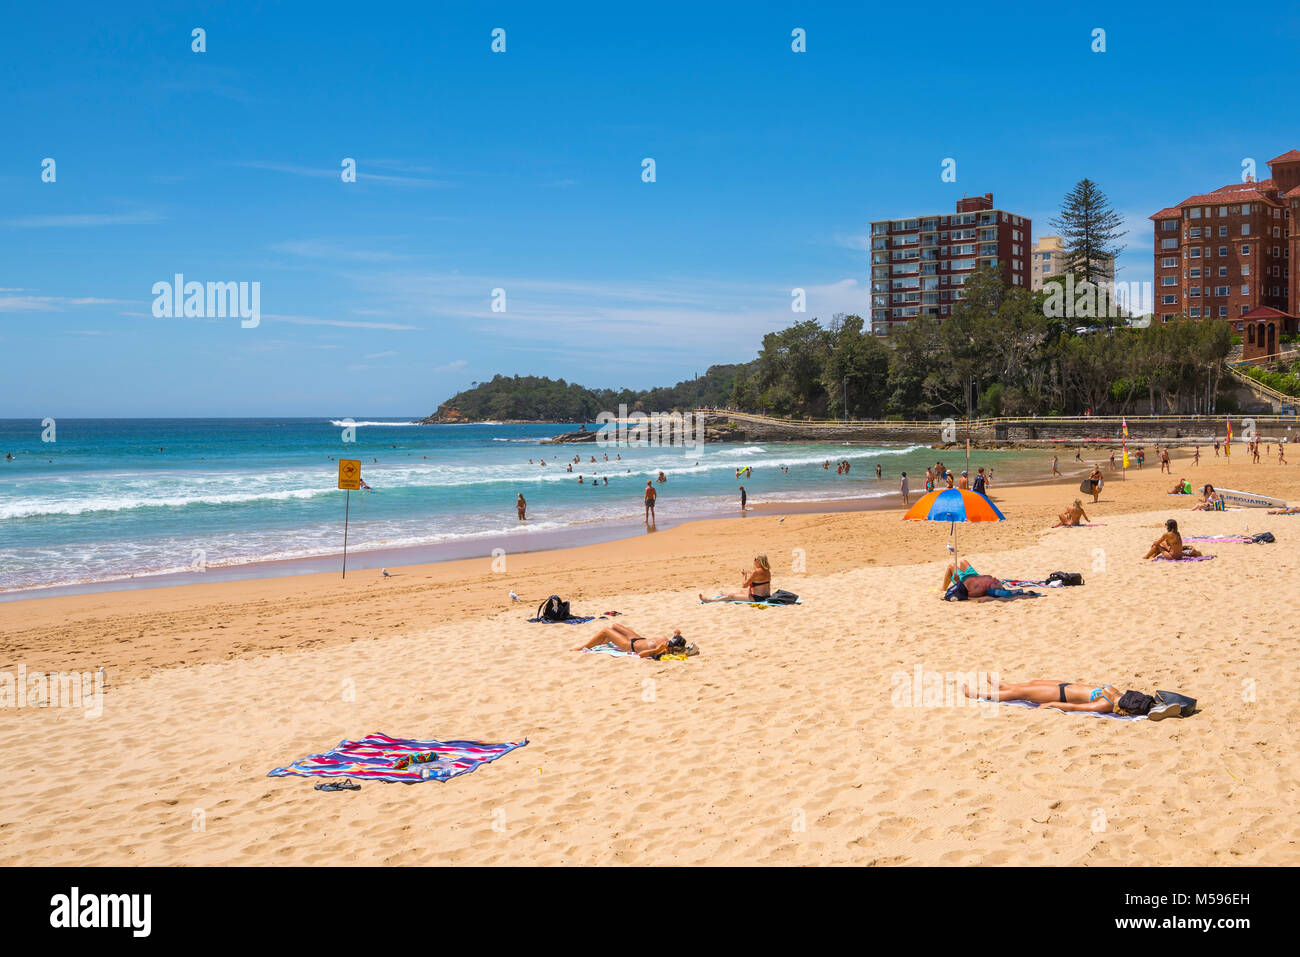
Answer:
[338,459,362,578]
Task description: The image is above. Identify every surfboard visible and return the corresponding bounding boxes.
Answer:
[1079,479,1092,493]
[1216,487,1288,509]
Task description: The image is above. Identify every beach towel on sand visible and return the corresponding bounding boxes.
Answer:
[527,614,596,624]
[1154,554,1216,562]
[582,642,637,658]
[995,699,1146,721]
[703,595,803,607]
[1184,535,1252,544]
[269,733,528,783]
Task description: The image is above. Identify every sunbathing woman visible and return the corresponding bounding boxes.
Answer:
[700,554,772,602]
[962,678,1178,718]
[1053,499,1090,527]
[571,622,689,658]
[1192,484,1223,511]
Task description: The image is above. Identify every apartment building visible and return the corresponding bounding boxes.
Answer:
[869,193,1031,335]
[1149,149,1299,332]
[1030,234,1114,290]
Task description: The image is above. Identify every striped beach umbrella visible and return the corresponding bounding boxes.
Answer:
[903,487,1005,558]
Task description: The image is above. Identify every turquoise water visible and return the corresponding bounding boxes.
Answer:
[0,418,1029,593]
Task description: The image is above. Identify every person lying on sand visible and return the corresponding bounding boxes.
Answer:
[1053,498,1090,527]
[1143,519,1202,559]
[700,554,772,602]
[571,622,691,658]
[941,558,979,590]
[961,678,1179,719]
[944,574,1039,601]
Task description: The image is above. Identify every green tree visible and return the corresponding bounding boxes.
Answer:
[1050,179,1126,283]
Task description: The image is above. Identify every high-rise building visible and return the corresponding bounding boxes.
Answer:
[1030,234,1114,290]
[1149,149,1298,333]
[869,193,1031,335]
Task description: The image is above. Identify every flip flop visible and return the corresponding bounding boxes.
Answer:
[314,778,361,791]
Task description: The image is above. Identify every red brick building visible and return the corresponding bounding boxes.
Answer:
[1150,149,1298,334]
[869,193,1031,335]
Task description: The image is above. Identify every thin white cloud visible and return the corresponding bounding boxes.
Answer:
[262,313,419,331]
[435,358,468,372]
[238,161,454,188]
[2,212,163,228]
[364,350,399,359]
[0,295,133,312]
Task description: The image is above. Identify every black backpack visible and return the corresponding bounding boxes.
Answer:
[1047,571,1084,586]
[537,595,571,621]
[1251,532,1275,543]
[766,589,800,604]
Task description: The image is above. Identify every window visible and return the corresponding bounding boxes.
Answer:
[1162,219,1178,231]
[1190,287,1201,297]
[1219,226,1228,237]
[1161,276,1177,286]
[1161,294,1177,304]
[1161,257,1177,268]
[1188,247,1201,258]
[1215,286,1229,296]
[1241,285,1250,296]
[1189,208,1202,219]
[1241,204,1250,215]
[1161,238,1178,250]
[1241,244,1251,255]
[1189,227,1202,238]
[1190,267,1201,278]
[1219,267,1228,277]
[1242,224,1251,236]
[1218,246,1227,257]
[1219,306,1228,317]
[1242,264,1250,276]
[1218,206,1228,216]
[1189,307,1202,317]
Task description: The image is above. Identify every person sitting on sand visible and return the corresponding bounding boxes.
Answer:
[1142,519,1202,559]
[1190,481,1216,512]
[1169,477,1192,494]
[700,554,772,603]
[1053,498,1090,527]
[571,622,690,658]
[961,678,1177,718]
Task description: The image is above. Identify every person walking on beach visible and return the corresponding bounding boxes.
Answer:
[972,467,986,495]
[958,470,970,490]
[644,480,657,523]
[516,493,527,520]
[1160,447,1171,473]
[1088,465,1103,503]
[900,472,910,506]
[1280,444,1288,465]
[1051,455,1060,477]
[739,485,747,511]
[925,467,934,492]
[1109,449,1116,470]
[1193,445,1200,466]
[944,470,955,489]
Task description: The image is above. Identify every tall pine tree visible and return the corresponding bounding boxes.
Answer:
[1049,179,1126,283]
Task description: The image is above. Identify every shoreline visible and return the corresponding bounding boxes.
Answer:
[0,461,1078,602]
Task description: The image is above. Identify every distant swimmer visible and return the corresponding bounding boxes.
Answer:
[657,471,667,483]
[876,464,882,480]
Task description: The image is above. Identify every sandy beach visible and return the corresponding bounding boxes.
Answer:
[2,451,1298,866]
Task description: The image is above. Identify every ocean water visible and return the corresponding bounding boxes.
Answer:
[0,418,1033,594]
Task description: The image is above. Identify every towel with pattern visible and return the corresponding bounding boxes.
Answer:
[703,595,802,607]
[527,615,596,624]
[269,733,528,783]
[581,642,637,657]
[1154,554,1216,562]
[1184,535,1253,543]
[996,699,1147,721]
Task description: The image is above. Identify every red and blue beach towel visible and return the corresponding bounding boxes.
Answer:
[269,732,528,783]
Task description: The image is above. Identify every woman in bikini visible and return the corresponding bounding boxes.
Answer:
[963,679,1121,713]
[1143,518,1201,559]
[699,554,772,603]
[571,622,688,658]
[1052,498,1090,527]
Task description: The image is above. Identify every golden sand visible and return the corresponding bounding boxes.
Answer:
[1,452,1297,865]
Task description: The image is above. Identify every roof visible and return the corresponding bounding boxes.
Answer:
[1267,149,1300,165]
[1240,306,1295,320]
[1150,207,1182,220]
[1177,182,1280,208]
[1287,185,1300,198]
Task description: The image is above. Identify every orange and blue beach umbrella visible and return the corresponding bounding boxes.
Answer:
[903,487,1005,531]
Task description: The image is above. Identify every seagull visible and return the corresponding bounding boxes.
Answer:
[381,568,391,577]
[510,590,521,602]
[778,517,785,523]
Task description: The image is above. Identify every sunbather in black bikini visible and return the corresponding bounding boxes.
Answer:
[571,622,689,658]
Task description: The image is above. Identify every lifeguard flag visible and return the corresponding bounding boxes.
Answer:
[1121,417,1129,469]
[1226,418,1233,456]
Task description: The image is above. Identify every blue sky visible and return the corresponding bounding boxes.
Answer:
[3,2,1298,416]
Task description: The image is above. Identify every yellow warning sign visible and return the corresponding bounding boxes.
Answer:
[338,459,362,491]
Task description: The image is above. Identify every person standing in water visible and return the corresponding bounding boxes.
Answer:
[739,485,747,511]
[644,480,657,523]
[876,464,882,480]
[900,472,909,506]
[516,493,527,520]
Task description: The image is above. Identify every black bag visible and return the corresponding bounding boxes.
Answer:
[1251,532,1275,543]
[1117,690,1154,715]
[1156,689,1197,714]
[1047,571,1084,586]
[537,595,571,621]
[766,589,799,604]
